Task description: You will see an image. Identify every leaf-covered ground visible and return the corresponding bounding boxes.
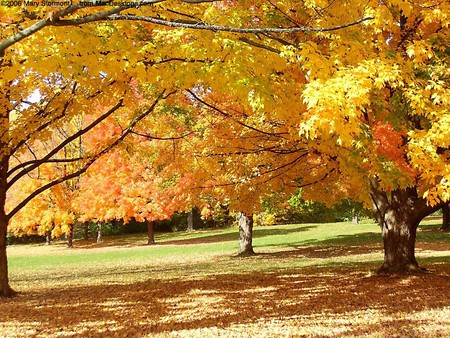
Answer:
[2,222,450,337]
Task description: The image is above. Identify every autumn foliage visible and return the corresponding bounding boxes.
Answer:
[0,0,449,295]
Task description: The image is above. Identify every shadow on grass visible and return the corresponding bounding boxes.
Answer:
[2,263,449,337]
[255,231,382,253]
[69,233,150,249]
[70,224,447,250]
[155,225,318,246]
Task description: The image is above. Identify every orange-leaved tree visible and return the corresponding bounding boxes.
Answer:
[0,0,374,297]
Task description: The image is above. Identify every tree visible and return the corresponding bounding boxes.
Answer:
[1,0,444,298]
[187,208,194,232]
[160,1,449,273]
[74,128,190,243]
[147,221,156,245]
[294,2,449,272]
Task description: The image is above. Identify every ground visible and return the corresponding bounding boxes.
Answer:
[1,221,449,337]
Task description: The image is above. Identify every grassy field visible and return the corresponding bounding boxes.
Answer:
[2,220,450,337]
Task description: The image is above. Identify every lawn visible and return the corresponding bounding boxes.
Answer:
[2,220,449,337]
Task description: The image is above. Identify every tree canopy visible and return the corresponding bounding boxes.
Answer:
[0,0,449,296]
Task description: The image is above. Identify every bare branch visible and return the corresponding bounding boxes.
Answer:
[0,0,373,57]
[106,14,374,34]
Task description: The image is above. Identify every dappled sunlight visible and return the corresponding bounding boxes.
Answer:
[2,263,449,337]
[4,223,449,336]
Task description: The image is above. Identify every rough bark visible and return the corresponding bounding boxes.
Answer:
[370,178,442,274]
[147,221,155,245]
[97,223,103,243]
[441,204,450,232]
[238,212,255,255]
[187,208,194,232]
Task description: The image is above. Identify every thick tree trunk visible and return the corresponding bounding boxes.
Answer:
[378,212,420,273]
[370,179,441,274]
[67,223,74,248]
[97,223,103,243]
[147,221,155,245]
[187,208,194,232]
[441,204,450,232]
[238,212,255,255]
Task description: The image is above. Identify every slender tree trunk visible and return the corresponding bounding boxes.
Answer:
[0,85,15,297]
[187,208,194,232]
[370,179,441,274]
[97,223,103,243]
[147,221,155,245]
[84,221,89,240]
[0,207,15,297]
[352,212,359,224]
[67,223,74,248]
[238,212,255,255]
[441,204,450,232]
[45,230,52,245]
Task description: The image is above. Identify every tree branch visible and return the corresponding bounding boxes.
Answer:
[238,37,281,54]
[0,0,165,55]
[7,98,124,188]
[0,0,373,57]
[7,91,165,220]
[131,130,194,140]
[106,14,374,34]
[8,157,84,176]
[186,89,287,138]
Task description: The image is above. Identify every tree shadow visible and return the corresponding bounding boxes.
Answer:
[160,225,318,246]
[255,231,382,254]
[2,263,449,337]
[254,225,318,237]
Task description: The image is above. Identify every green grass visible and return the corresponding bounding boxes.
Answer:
[7,219,449,288]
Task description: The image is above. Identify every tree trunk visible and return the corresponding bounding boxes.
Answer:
[441,204,450,232]
[187,208,194,232]
[238,212,255,255]
[97,223,103,243]
[370,179,441,274]
[378,211,420,273]
[84,221,89,240]
[45,230,52,245]
[0,209,15,297]
[147,221,155,245]
[0,153,15,297]
[67,223,74,248]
